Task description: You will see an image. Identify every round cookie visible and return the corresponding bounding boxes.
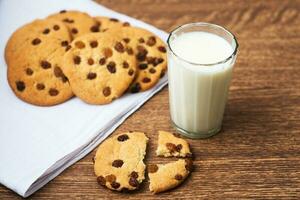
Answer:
[94,16,130,32]
[47,10,99,39]
[106,26,167,93]
[94,132,149,191]
[63,32,137,104]
[5,19,73,106]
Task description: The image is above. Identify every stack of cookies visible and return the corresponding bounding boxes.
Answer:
[94,131,193,194]
[5,10,167,106]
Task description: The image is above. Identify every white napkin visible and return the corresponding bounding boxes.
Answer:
[0,0,168,197]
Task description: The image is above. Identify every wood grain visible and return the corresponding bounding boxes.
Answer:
[1,0,300,199]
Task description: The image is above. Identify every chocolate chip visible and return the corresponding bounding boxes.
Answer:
[107,62,116,73]
[117,134,129,142]
[63,18,74,23]
[114,42,125,53]
[40,60,51,69]
[32,38,41,45]
[122,61,129,69]
[111,181,120,189]
[130,83,141,93]
[147,164,158,173]
[128,69,134,76]
[142,77,151,83]
[138,63,148,70]
[75,41,85,49]
[136,45,148,61]
[43,28,50,34]
[99,57,106,65]
[166,143,177,153]
[160,69,166,78]
[97,176,106,186]
[130,171,139,179]
[103,48,113,58]
[105,174,116,183]
[129,177,139,187]
[123,38,130,43]
[65,45,71,51]
[71,28,78,34]
[110,18,119,22]
[90,24,100,32]
[87,58,94,65]
[73,56,81,64]
[112,159,124,168]
[60,10,67,13]
[138,38,145,43]
[185,159,193,171]
[49,88,59,96]
[157,58,164,64]
[149,68,156,74]
[25,68,33,76]
[126,47,134,55]
[123,22,130,27]
[16,81,25,92]
[176,144,183,152]
[53,25,60,31]
[36,83,45,90]
[146,36,156,46]
[103,87,111,97]
[61,40,68,47]
[158,46,167,53]
[146,57,155,65]
[175,174,183,181]
[87,72,97,80]
[90,41,98,48]
[54,66,63,78]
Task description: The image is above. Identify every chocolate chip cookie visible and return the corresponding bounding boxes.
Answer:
[94,132,149,191]
[63,32,137,104]
[148,159,193,194]
[156,131,192,158]
[5,19,73,106]
[48,10,99,39]
[105,26,167,93]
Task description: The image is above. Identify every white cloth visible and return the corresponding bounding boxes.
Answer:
[0,0,168,197]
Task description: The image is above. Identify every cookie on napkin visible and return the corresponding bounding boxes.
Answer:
[63,32,137,104]
[156,131,192,158]
[5,19,73,106]
[148,159,193,194]
[94,132,149,191]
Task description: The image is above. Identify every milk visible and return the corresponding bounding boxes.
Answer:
[168,29,237,138]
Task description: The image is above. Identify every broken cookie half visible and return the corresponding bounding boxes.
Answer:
[148,159,193,194]
[156,130,192,158]
[94,131,148,191]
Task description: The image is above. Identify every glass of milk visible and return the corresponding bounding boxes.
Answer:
[167,22,238,139]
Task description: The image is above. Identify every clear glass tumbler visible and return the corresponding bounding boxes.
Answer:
[167,22,239,139]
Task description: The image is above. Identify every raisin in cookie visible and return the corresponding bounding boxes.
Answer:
[156,131,192,158]
[48,10,99,39]
[148,159,193,194]
[5,19,73,106]
[106,26,167,93]
[94,132,149,191]
[63,32,136,104]
[94,16,130,32]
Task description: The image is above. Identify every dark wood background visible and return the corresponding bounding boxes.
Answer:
[1,0,300,199]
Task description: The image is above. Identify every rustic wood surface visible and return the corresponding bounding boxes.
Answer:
[1,0,300,199]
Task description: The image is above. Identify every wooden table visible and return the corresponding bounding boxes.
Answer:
[1,0,300,199]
